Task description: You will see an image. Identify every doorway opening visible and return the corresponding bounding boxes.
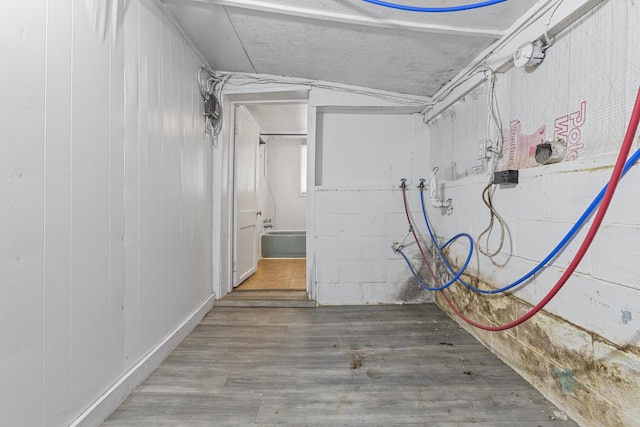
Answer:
[230,100,309,297]
[236,259,306,290]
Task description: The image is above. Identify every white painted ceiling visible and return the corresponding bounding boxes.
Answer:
[162,0,539,97]
[244,103,308,135]
[161,0,540,133]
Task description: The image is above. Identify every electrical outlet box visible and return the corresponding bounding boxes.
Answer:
[203,95,218,119]
[494,169,518,185]
[478,139,487,160]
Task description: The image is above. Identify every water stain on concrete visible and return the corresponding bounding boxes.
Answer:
[553,367,585,394]
[621,310,633,325]
[434,272,640,427]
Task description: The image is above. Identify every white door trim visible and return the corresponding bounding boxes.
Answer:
[215,87,311,300]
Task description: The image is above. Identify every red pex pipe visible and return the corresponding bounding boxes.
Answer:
[441,86,640,331]
[401,182,439,282]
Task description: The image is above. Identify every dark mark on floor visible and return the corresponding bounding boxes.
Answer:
[349,345,365,370]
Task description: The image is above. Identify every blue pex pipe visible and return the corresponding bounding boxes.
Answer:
[396,248,450,291]
[418,145,640,294]
[362,0,507,13]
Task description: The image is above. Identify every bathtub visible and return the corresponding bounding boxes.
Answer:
[261,230,306,258]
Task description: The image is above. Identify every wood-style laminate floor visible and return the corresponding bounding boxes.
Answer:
[237,258,306,290]
[103,304,576,426]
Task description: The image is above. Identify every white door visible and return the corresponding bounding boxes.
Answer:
[234,106,260,287]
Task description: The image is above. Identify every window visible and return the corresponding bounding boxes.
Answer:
[299,143,307,196]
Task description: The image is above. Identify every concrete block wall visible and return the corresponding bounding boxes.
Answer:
[313,111,432,304]
[426,2,640,426]
[314,188,432,304]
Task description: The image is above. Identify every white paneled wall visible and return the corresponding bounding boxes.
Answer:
[0,1,212,425]
[263,137,306,231]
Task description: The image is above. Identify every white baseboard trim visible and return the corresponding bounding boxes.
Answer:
[70,293,216,427]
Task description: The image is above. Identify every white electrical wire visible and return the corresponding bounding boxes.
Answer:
[198,66,429,146]
[484,67,504,157]
[470,66,507,258]
[423,0,567,256]
[422,0,569,119]
[471,1,568,258]
[543,0,565,48]
[215,70,429,106]
[476,177,507,258]
[198,66,230,146]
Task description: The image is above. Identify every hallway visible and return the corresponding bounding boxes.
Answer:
[103,304,575,426]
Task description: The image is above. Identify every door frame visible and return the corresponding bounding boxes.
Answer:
[214,87,313,300]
